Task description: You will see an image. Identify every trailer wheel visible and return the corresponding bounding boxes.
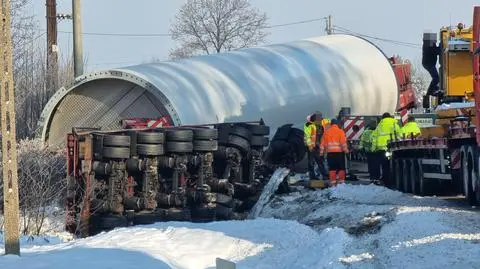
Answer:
[165,141,193,153]
[165,129,194,142]
[191,127,218,140]
[250,135,269,147]
[403,159,411,193]
[418,163,432,196]
[137,132,165,144]
[102,147,131,159]
[410,160,421,195]
[245,124,270,136]
[193,140,218,152]
[137,144,165,156]
[395,159,403,191]
[103,135,131,147]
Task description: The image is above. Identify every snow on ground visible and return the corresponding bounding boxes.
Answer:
[1,183,480,269]
[260,183,480,269]
[1,218,351,269]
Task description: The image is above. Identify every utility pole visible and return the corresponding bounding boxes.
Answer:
[72,0,83,77]
[0,0,21,256]
[46,0,58,91]
[327,15,333,35]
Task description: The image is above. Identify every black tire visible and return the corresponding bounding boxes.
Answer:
[230,125,252,140]
[410,160,420,195]
[190,205,216,222]
[224,135,250,153]
[165,129,193,142]
[165,141,193,153]
[137,144,165,156]
[102,147,131,159]
[191,128,218,140]
[251,135,269,147]
[245,124,270,136]
[211,193,234,208]
[403,159,411,193]
[97,215,128,230]
[193,140,218,152]
[215,204,233,220]
[272,124,294,141]
[137,132,165,144]
[103,135,130,147]
[394,159,403,191]
[133,211,166,225]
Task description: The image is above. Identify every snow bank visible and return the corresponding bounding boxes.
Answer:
[0,218,351,269]
[259,184,480,268]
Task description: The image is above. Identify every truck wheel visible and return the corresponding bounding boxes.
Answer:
[165,141,193,153]
[212,193,234,208]
[193,140,218,152]
[245,124,270,136]
[224,135,250,153]
[230,125,252,141]
[102,147,131,159]
[191,204,216,222]
[250,135,269,147]
[96,215,128,231]
[165,129,193,142]
[215,204,233,220]
[103,135,131,147]
[468,160,477,206]
[137,144,165,156]
[191,127,218,140]
[137,132,165,144]
[272,124,294,141]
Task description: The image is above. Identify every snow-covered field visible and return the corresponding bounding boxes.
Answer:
[1,183,480,269]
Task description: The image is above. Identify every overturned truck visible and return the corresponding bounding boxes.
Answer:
[66,122,271,237]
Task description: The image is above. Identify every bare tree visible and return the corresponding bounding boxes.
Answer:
[411,58,431,104]
[1,139,66,235]
[169,0,269,59]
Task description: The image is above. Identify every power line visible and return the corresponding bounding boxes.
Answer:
[333,25,422,49]
[36,16,329,37]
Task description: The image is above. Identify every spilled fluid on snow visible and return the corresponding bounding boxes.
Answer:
[248,167,291,219]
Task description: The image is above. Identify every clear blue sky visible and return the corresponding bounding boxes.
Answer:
[29,0,479,72]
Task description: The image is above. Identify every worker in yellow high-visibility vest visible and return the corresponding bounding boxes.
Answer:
[371,112,401,185]
[401,116,421,139]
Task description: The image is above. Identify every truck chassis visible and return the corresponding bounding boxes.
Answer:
[65,121,272,237]
[389,125,480,205]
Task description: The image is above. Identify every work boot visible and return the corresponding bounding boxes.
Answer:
[329,171,337,187]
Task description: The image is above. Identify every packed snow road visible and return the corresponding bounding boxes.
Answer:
[1,184,480,269]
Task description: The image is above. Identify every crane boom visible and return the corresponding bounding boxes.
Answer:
[1,0,20,255]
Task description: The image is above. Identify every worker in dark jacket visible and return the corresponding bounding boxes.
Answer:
[304,114,325,180]
[320,118,349,186]
[422,38,441,96]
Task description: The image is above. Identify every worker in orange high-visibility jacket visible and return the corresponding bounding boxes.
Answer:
[320,118,349,186]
